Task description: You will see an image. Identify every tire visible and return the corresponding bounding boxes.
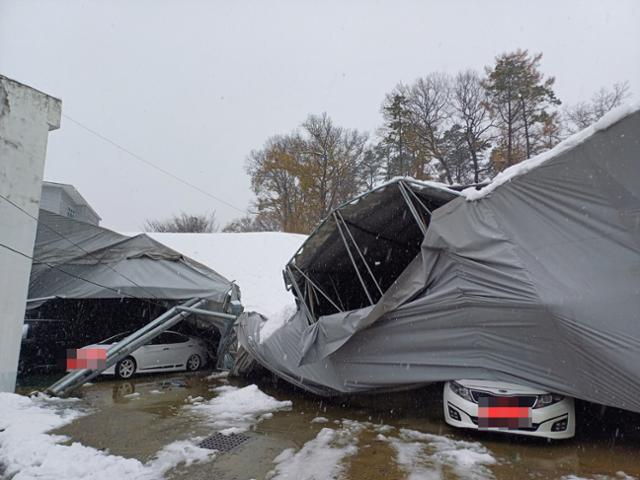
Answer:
[186,354,201,372]
[115,356,137,379]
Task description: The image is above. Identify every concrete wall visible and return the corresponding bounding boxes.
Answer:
[0,75,61,392]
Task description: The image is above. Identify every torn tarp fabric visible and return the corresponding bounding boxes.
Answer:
[237,104,640,412]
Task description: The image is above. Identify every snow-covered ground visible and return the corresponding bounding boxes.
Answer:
[267,420,497,480]
[379,428,496,480]
[0,392,213,479]
[187,383,292,434]
[268,423,361,480]
[141,232,306,339]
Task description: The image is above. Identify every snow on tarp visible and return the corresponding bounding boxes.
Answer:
[29,210,235,303]
[237,104,640,413]
[464,100,640,201]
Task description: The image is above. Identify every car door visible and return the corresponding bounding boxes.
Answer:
[159,332,191,370]
[137,332,175,371]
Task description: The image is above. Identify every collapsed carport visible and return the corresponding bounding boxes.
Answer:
[237,104,640,414]
[22,210,241,393]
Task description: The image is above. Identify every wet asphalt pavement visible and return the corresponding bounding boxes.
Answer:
[17,370,640,479]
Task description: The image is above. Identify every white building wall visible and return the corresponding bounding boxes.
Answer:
[39,185,63,214]
[0,76,61,392]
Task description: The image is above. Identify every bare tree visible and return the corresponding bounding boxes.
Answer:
[246,114,369,233]
[144,212,219,233]
[405,73,454,182]
[222,213,278,232]
[246,134,307,233]
[301,113,368,219]
[452,70,493,183]
[565,82,631,133]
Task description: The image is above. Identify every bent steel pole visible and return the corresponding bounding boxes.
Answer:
[405,186,432,216]
[47,297,205,397]
[291,263,343,313]
[286,265,314,325]
[335,211,383,297]
[333,212,374,305]
[398,181,428,236]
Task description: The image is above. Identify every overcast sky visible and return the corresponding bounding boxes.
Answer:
[1,0,639,231]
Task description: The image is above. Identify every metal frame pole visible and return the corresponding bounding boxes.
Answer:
[333,212,374,305]
[398,181,428,236]
[335,211,383,297]
[286,265,314,324]
[291,264,343,313]
[405,186,432,216]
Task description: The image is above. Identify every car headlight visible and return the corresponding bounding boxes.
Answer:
[450,381,474,402]
[534,393,564,409]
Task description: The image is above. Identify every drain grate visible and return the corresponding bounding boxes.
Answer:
[198,432,250,452]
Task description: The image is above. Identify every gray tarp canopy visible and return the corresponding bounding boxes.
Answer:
[237,105,640,413]
[29,210,236,303]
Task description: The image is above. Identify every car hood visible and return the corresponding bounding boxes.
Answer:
[456,379,548,395]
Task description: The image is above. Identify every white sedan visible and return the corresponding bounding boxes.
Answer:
[444,379,575,439]
[83,331,209,379]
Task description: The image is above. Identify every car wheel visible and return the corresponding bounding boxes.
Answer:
[186,354,201,372]
[116,357,137,379]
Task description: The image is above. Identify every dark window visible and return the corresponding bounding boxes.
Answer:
[152,332,188,345]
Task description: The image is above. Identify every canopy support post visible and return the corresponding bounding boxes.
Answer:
[398,181,428,236]
[286,266,314,325]
[335,211,384,297]
[405,185,432,216]
[333,212,374,305]
[291,264,343,313]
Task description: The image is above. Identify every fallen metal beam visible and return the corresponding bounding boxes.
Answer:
[46,297,205,397]
[175,306,237,321]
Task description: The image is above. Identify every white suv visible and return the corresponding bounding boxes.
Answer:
[444,379,575,439]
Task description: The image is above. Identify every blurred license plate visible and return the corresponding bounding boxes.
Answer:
[478,396,532,429]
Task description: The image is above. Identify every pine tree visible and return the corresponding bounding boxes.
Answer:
[379,92,414,178]
[483,50,560,169]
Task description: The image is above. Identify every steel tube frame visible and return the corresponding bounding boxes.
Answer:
[398,181,428,236]
[291,263,343,313]
[333,212,374,305]
[335,211,384,297]
[286,265,314,325]
[405,185,432,216]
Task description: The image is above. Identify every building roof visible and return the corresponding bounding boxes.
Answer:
[42,181,102,221]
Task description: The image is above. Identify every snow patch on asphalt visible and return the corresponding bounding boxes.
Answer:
[379,428,496,480]
[187,384,292,434]
[206,370,230,380]
[268,421,362,480]
[0,392,213,480]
